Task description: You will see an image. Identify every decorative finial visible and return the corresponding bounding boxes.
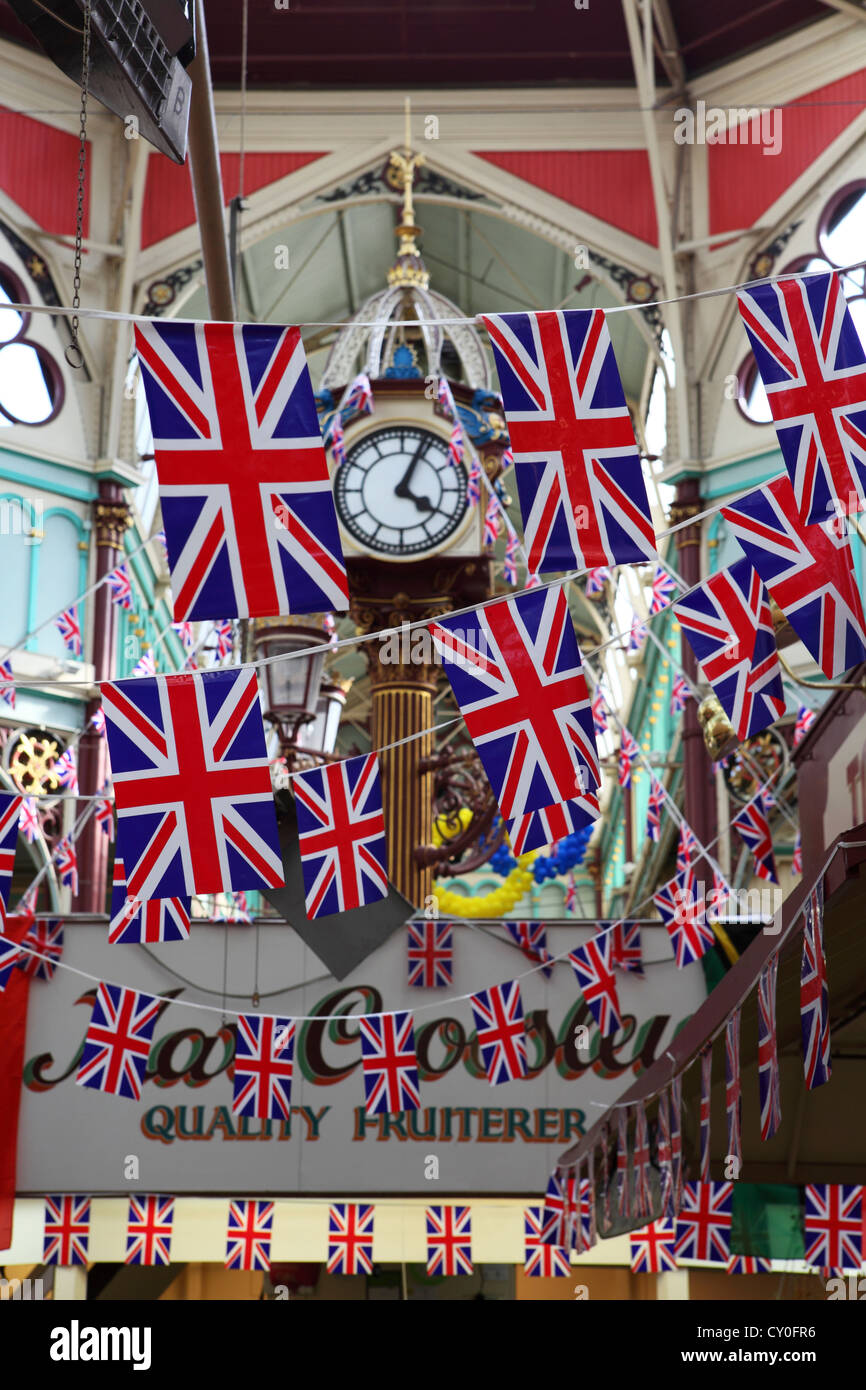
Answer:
[387,97,428,286]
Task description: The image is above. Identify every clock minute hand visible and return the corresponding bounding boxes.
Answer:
[394,442,433,512]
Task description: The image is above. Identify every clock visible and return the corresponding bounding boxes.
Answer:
[333,423,470,559]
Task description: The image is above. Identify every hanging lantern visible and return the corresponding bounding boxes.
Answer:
[254,621,328,756]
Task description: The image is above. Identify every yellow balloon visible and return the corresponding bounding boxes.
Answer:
[434,859,532,918]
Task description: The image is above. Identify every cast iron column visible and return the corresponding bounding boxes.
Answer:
[72,485,131,912]
[671,477,717,853]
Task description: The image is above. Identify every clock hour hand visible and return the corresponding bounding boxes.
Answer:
[394,443,434,512]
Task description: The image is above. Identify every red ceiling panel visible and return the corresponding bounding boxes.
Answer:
[0,107,89,237]
[708,68,866,234]
[141,150,328,248]
[474,149,658,247]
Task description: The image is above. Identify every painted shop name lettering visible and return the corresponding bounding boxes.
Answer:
[25,983,679,1092]
[141,1104,584,1145]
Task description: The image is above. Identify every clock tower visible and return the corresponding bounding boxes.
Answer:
[318,114,508,907]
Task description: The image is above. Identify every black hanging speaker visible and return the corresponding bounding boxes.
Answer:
[6,0,195,162]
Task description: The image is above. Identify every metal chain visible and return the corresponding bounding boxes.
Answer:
[65,0,91,370]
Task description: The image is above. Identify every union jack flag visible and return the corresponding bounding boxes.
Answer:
[407,920,453,988]
[633,1101,652,1218]
[344,371,374,418]
[725,1007,742,1166]
[108,564,133,611]
[736,270,866,526]
[505,788,599,855]
[429,585,600,828]
[722,474,866,678]
[53,747,78,794]
[426,1206,473,1276]
[470,980,528,1085]
[650,564,677,614]
[480,309,657,572]
[564,873,576,914]
[232,1014,294,1120]
[505,920,553,977]
[524,1206,571,1276]
[91,707,106,737]
[676,821,697,875]
[674,558,784,742]
[732,794,777,883]
[55,836,78,893]
[466,453,480,503]
[628,614,646,653]
[229,889,251,923]
[0,657,14,708]
[646,776,665,842]
[803,1184,863,1270]
[76,982,161,1101]
[134,320,349,620]
[611,921,643,976]
[700,1047,712,1181]
[727,1255,772,1274]
[56,606,82,656]
[293,752,387,919]
[327,409,346,467]
[483,493,500,546]
[657,1091,674,1220]
[618,728,639,788]
[126,1195,174,1266]
[591,688,608,736]
[132,648,156,678]
[670,673,689,715]
[654,868,716,968]
[323,611,339,651]
[585,566,610,597]
[630,1221,678,1273]
[794,703,816,747]
[437,375,459,427]
[225,1199,273,1271]
[542,1169,575,1247]
[572,1175,594,1254]
[615,1107,630,1219]
[109,855,191,943]
[0,792,21,922]
[43,1195,90,1266]
[569,932,622,1036]
[671,1075,684,1215]
[359,1010,421,1116]
[214,619,234,661]
[675,1181,733,1264]
[801,881,831,1089]
[96,795,114,839]
[503,529,519,585]
[792,831,802,876]
[327,1203,374,1275]
[0,935,22,989]
[17,918,63,980]
[758,955,782,1141]
[172,620,195,654]
[102,667,283,899]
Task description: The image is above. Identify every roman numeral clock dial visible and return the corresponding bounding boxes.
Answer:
[334,425,469,558]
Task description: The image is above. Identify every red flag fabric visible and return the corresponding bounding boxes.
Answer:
[0,916,32,1249]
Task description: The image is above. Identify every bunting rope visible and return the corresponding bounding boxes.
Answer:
[0,464,804,691]
[0,733,794,1021]
[2,257,864,328]
[1,830,827,1035]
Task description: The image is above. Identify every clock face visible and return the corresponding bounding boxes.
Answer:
[333,424,469,557]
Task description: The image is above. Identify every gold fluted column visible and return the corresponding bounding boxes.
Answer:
[351,591,449,911]
[372,673,436,909]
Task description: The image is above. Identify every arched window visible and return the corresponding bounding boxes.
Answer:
[736,183,866,424]
[0,264,64,427]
